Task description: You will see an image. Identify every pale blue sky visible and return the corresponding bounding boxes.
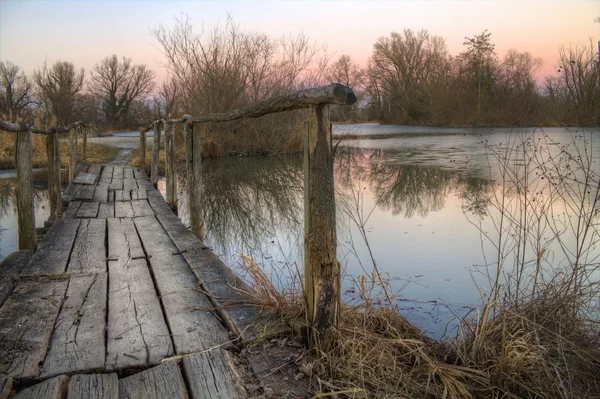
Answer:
[1,0,598,84]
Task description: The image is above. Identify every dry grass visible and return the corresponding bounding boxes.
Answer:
[0,132,118,169]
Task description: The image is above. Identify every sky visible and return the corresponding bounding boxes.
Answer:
[1,0,598,85]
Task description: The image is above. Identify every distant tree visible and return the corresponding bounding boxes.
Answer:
[89,55,155,129]
[34,60,85,125]
[154,78,178,119]
[0,61,35,121]
[459,30,497,115]
[326,55,362,121]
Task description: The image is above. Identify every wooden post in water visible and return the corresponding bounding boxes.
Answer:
[304,104,339,344]
[165,121,177,210]
[140,128,147,166]
[185,121,205,240]
[151,121,161,187]
[46,133,62,216]
[16,130,37,251]
[82,127,87,160]
[69,127,77,182]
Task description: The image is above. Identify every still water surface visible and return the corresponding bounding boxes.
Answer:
[2,125,598,339]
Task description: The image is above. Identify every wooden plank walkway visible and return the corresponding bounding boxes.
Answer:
[0,164,256,398]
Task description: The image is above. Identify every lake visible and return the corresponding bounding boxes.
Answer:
[2,124,599,339]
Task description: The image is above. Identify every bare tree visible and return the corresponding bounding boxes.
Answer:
[0,61,35,121]
[89,55,155,129]
[153,78,178,119]
[34,60,85,125]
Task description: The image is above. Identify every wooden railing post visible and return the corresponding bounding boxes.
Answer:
[185,121,205,240]
[304,104,339,343]
[16,130,37,251]
[82,127,87,160]
[69,127,77,182]
[46,133,62,216]
[151,121,161,186]
[165,121,177,210]
[140,128,147,166]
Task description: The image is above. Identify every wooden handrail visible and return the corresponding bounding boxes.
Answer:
[0,119,86,135]
[139,83,356,132]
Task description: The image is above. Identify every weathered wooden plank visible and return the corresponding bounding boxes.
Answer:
[46,133,62,217]
[151,122,161,186]
[112,166,124,180]
[76,202,99,218]
[98,203,115,218]
[0,250,32,308]
[0,376,12,399]
[107,218,145,260]
[21,218,81,276]
[131,200,154,217]
[99,165,113,183]
[40,274,107,378]
[133,167,148,180]
[93,183,109,203]
[154,214,262,341]
[114,190,131,202]
[108,190,115,203]
[109,178,123,191]
[134,216,228,354]
[115,202,135,218]
[136,179,154,191]
[164,122,176,209]
[124,179,138,192]
[0,277,68,380]
[186,121,204,240]
[88,164,102,176]
[107,258,173,370]
[131,191,138,200]
[64,201,82,218]
[67,374,118,399]
[73,172,97,185]
[75,185,95,201]
[67,219,106,275]
[146,191,173,215]
[13,375,69,399]
[124,167,134,180]
[183,350,241,399]
[119,361,188,399]
[62,183,83,203]
[136,189,148,200]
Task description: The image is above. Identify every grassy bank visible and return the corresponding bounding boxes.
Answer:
[0,132,119,170]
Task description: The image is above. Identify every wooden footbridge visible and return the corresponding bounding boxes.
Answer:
[0,163,257,398]
[0,83,356,397]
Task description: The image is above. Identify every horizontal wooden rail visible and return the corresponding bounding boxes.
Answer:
[140,83,356,132]
[0,119,86,135]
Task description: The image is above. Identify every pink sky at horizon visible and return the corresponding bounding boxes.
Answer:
[1,0,598,88]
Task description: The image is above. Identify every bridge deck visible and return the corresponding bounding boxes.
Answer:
[0,164,260,398]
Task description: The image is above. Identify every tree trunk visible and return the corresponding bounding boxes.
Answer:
[151,121,161,187]
[46,134,62,216]
[304,104,339,345]
[185,122,205,240]
[164,121,176,210]
[16,130,37,251]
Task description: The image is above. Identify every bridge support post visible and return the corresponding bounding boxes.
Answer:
[16,130,37,251]
[82,128,87,160]
[151,121,161,187]
[185,121,205,240]
[140,128,146,166]
[165,121,177,211]
[46,133,62,216]
[304,104,339,345]
[69,127,78,182]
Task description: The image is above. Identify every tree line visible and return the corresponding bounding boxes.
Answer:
[1,17,598,135]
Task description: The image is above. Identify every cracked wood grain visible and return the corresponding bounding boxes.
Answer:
[119,361,188,399]
[131,200,154,217]
[67,373,118,399]
[13,375,69,399]
[0,277,68,380]
[21,218,81,276]
[134,216,229,354]
[40,274,107,378]
[115,202,135,218]
[67,219,106,275]
[76,202,99,218]
[183,350,241,399]
[97,203,115,218]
